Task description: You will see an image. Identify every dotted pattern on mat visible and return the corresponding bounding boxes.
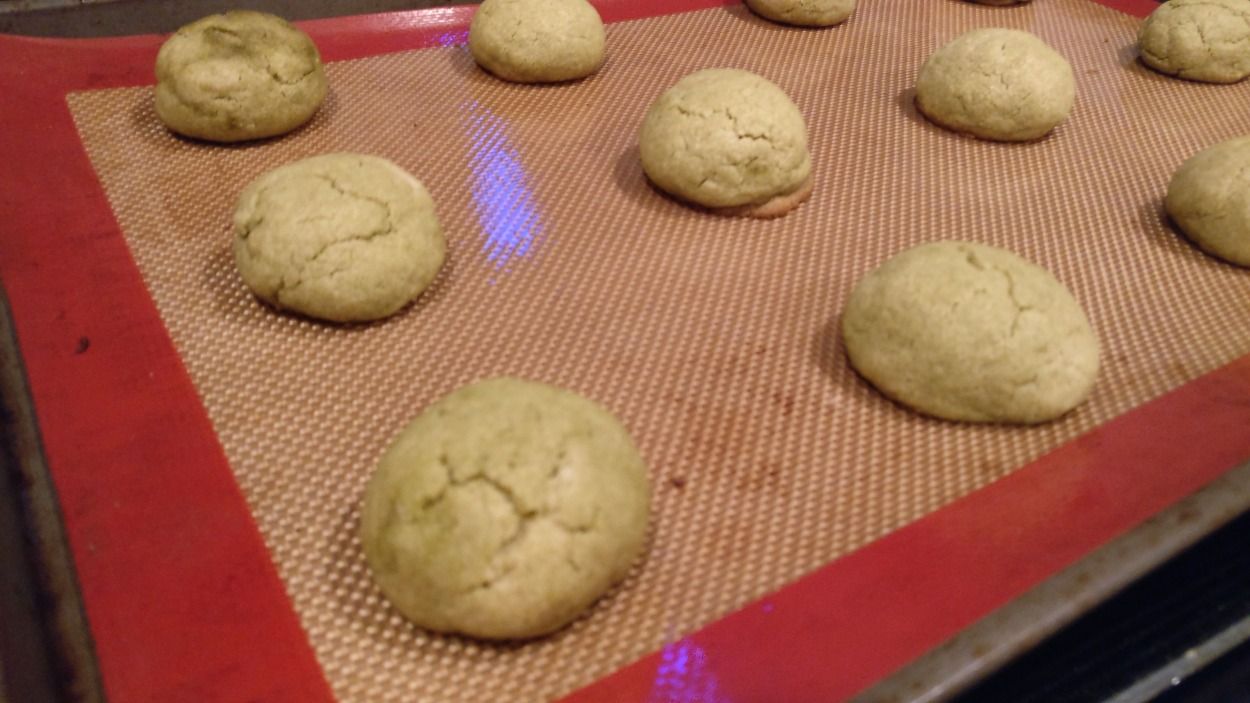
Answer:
[68,1,1250,701]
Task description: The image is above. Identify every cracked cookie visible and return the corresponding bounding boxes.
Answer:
[468,0,605,83]
[360,378,651,640]
[1138,0,1250,84]
[1166,136,1250,266]
[744,0,856,27]
[639,68,813,218]
[233,153,446,323]
[154,11,327,142]
[915,28,1074,142]
[841,242,1100,424]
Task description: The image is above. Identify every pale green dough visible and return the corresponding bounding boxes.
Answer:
[469,0,605,83]
[1166,136,1250,267]
[639,68,812,215]
[745,0,856,27]
[155,11,327,142]
[842,242,1100,424]
[360,378,651,640]
[1138,0,1250,84]
[916,28,1074,142]
[233,153,445,323]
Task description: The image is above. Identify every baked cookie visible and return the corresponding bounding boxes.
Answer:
[360,378,651,640]
[1166,136,1250,267]
[1138,0,1250,84]
[842,242,1100,424]
[744,0,856,27]
[233,153,446,323]
[969,0,1032,5]
[915,28,1075,142]
[639,68,812,218]
[468,0,606,83]
[154,11,327,142]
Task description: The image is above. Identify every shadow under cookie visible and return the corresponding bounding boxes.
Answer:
[642,172,814,219]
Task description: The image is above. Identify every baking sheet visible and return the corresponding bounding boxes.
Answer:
[64,1,1250,700]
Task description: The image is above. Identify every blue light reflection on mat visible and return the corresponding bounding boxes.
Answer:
[434,29,467,47]
[649,639,731,703]
[464,100,545,270]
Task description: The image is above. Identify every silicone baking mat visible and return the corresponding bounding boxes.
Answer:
[65,1,1250,700]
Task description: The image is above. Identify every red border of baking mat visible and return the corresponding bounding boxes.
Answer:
[1,0,1236,701]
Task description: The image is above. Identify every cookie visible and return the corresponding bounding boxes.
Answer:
[744,0,856,27]
[915,28,1075,142]
[154,11,327,142]
[233,153,446,323]
[1166,136,1250,267]
[360,378,651,640]
[842,242,1100,424]
[969,0,1031,5]
[469,0,606,83]
[1138,0,1250,84]
[639,68,812,218]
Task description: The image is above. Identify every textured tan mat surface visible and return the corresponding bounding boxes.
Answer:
[69,1,1250,700]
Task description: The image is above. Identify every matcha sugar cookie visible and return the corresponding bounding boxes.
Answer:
[155,11,327,142]
[469,0,606,83]
[360,378,652,640]
[639,68,813,218]
[233,153,446,323]
[842,242,1100,424]
[916,28,1074,142]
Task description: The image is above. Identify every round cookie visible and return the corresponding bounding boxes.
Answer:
[1138,0,1250,84]
[969,0,1031,5]
[155,11,327,142]
[1166,136,1250,267]
[360,378,652,640]
[915,28,1075,142]
[639,68,813,218]
[233,153,446,323]
[744,0,856,27]
[841,242,1100,424]
[468,0,606,83]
